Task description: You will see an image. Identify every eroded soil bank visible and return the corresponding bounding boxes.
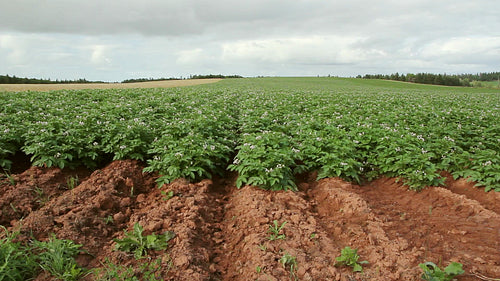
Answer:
[1,160,498,280]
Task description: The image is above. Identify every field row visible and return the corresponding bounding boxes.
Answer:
[1,78,499,191]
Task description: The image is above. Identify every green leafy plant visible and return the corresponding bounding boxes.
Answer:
[0,226,38,281]
[228,131,299,191]
[419,261,464,281]
[114,223,175,259]
[2,78,500,193]
[93,259,138,281]
[32,234,89,281]
[161,190,174,201]
[94,257,169,281]
[335,246,369,272]
[268,220,287,241]
[280,253,298,281]
[103,215,114,225]
[140,257,171,281]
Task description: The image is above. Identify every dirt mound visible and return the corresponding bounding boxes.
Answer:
[2,160,499,280]
[15,161,155,261]
[0,166,91,227]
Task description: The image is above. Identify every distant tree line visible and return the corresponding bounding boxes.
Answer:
[122,74,243,83]
[458,72,500,81]
[358,72,500,87]
[189,74,243,79]
[0,74,103,84]
[121,77,181,83]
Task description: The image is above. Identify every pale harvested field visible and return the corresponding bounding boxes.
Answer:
[0,79,222,92]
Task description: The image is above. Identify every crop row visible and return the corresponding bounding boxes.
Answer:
[1,79,499,191]
[228,85,499,191]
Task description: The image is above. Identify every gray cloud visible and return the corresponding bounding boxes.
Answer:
[3,0,496,38]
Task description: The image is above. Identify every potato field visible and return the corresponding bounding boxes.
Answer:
[0,77,499,280]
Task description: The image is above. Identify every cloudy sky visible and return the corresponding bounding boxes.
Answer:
[0,0,499,82]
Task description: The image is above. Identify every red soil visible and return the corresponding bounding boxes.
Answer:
[1,160,498,280]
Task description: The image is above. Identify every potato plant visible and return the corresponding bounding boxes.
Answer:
[0,78,498,191]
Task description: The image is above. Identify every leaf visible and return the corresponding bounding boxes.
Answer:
[133,223,144,239]
[164,231,176,242]
[443,262,464,276]
[353,263,363,272]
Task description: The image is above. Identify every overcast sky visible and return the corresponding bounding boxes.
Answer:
[1,0,499,81]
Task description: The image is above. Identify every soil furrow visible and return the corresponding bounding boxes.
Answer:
[215,184,344,280]
[443,173,500,215]
[355,177,500,280]
[306,178,423,280]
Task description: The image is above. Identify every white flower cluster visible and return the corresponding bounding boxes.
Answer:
[443,136,455,142]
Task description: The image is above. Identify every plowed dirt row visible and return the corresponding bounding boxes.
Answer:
[1,160,499,280]
[354,177,500,280]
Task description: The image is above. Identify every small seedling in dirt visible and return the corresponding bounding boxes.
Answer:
[32,186,44,198]
[103,215,114,225]
[129,186,134,197]
[161,190,174,201]
[66,175,79,190]
[280,253,298,280]
[32,186,50,206]
[258,244,267,251]
[256,266,262,273]
[419,261,464,281]
[310,233,317,239]
[93,259,136,281]
[335,246,369,273]
[3,171,15,186]
[114,223,175,259]
[9,203,18,214]
[140,257,171,281]
[268,220,287,241]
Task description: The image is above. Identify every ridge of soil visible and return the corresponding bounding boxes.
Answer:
[1,160,499,280]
